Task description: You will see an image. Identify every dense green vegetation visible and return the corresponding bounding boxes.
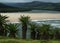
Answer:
[0,14,60,43]
[0,15,8,36]
[19,16,30,39]
[0,8,32,13]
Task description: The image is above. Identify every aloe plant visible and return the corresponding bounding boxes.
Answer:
[19,15,30,39]
[0,14,8,36]
[7,23,19,38]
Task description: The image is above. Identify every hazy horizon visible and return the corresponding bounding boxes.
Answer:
[0,0,60,3]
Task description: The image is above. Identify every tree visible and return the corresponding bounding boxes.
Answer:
[36,25,41,40]
[19,15,30,39]
[0,14,8,36]
[54,28,60,39]
[29,22,37,39]
[39,24,51,40]
[7,23,19,38]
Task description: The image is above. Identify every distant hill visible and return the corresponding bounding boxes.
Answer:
[0,3,19,12]
[4,1,60,11]
[4,1,59,7]
[0,3,15,8]
[0,1,60,12]
[0,3,32,12]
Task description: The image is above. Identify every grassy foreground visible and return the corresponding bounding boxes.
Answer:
[0,38,60,43]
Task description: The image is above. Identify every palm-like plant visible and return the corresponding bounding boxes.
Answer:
[39,24,51,40]
[29,22,37,39]
[54,28,60,39]
[19,15,30,39]
[7,23,19,38]
[0,14,8,36]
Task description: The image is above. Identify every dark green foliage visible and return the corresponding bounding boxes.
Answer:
[29,23,60,40]
[39,24,52,40]
[34,24,60,40]
[6,23,19,38]
[54,28,60,39]
[0,15,60,40]
[0,14,8,36]
[29,22,37,39]
[0,8,32,13]
[19,16,30,39]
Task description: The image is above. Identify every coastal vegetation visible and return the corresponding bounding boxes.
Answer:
[19,16,30,39]
[0,14,8,36]
[0,14,60,43]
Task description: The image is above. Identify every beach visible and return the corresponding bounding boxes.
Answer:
[1,13,60,22]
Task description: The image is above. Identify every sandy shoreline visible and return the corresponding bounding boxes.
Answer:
[1,13,60,22]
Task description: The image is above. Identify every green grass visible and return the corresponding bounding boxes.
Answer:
[0,36,60,43]
[0,39,60,43]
